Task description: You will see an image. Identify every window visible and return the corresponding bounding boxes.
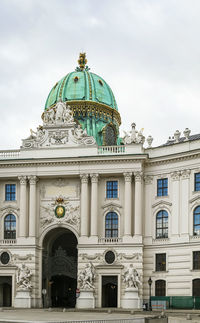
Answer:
[4,214,16,239]
[194,206,200,236]
[156,210,168,239]
[193,251,200,270]
[193,279,200,297]
[105,212,118,237]
[106,181,118,198]
[5,184,16,201]
[195,173,200,191]
[157,178,168,196]
[155,280,166,296]
[156,253,166,271]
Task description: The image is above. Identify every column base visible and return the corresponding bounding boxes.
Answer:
[76,289,95,309]
[121,287,141,309]
[14,289,31,308]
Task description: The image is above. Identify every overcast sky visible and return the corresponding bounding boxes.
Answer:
[0,0,200,149]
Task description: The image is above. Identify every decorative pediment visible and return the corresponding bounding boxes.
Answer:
[0,205,19,215]
[152,200,172,209]
[102,202,122,213]
[189,194,200,210]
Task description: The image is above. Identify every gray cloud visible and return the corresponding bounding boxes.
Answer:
[0,0,200,149]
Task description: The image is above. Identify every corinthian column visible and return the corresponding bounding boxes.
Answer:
[124,172,132,236]
[28,176,38,237]
[80,174,89,236]
[18,176,27,237]
[134,171,143,236]
[90,174,99,237]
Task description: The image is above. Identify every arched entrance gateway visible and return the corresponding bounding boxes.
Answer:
[42,228,78,308]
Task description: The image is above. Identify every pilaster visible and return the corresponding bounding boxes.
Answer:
[18,176,27,238]
[90,174,99,238]
[28,175,38,238]
[123,172,132,237]
[80,174,89,237]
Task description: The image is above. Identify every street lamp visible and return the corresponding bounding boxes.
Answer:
[148,277,152,311]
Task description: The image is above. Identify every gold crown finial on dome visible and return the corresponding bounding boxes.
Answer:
[78,53,87,71]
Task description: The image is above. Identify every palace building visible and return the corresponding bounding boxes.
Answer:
[0,53,200,309]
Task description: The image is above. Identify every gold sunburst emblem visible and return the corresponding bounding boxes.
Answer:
[55,205,65,218]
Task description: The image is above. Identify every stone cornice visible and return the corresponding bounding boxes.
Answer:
[0,155,147,169]
[146,151,200,166]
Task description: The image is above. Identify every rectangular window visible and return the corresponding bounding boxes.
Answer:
[156,253,166,271]
[157,178,168,196]
[193,251,200,270]
[106,181,118,198]
[195,173,200,191]
[5,184,16,201]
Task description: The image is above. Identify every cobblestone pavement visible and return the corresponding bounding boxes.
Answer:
[0,309,146,323]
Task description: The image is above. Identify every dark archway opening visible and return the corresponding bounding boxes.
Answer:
[42,228,78,308]
[102,276,118,307]
[0,276,12,307]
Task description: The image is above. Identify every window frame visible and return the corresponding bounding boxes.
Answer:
[4,214,16,239]
[155,253,166,272]
[5,184,16,201]
[193,251,200,270]
[105,211,119,238]
[155,280,166,296]
[156,210,168,239]
[193,206,200,236]
[195,173,200,191]
[157,178,168,197]
[106,180,118,199]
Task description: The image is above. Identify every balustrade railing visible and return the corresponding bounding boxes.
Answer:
[98,145,126,154]
[0,239,17,244]
[98,237,122,244]
[0,150,20,159]
[65,319,144,323]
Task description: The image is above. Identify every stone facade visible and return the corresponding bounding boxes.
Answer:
[0,71,200,309]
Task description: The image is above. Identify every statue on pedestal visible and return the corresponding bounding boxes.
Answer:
[123,264,141,289]
[16,264,32,290]
[78,262,95,290]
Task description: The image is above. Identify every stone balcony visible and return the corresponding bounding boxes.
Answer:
[98,237,122,244]
[0,239,17,245]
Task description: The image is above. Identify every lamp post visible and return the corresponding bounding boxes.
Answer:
[148,277,152,311]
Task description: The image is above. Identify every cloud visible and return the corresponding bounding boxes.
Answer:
[0,0,200,149]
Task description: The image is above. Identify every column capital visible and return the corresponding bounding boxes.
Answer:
[170,171,181,181]
[80,174,89,184]
[134,171,143,182]
[28,175,38,185]
[123,172,132,182]
[144,175,153,185]
[90,173,99,183]
[18,176,27,185]
[180,169,191,179]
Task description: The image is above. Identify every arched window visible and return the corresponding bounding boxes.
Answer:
[4,214,16,239]
[105,212,118,237]
[156,210,168,238]
[194,206,200,236]
[155,280,166,296]
[193,279,200,296]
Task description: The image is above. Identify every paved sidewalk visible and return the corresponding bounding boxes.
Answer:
[0,309,146,323]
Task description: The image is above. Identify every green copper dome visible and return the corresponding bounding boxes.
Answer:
[44,54,121,146]
[45,71,118,111]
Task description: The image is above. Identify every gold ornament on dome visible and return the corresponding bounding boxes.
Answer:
[78,53,87,71]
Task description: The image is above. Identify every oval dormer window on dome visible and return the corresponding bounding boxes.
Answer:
[74,76,79,83]
[98,79,103,86]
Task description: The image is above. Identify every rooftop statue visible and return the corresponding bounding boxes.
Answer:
[123,123,145,145]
